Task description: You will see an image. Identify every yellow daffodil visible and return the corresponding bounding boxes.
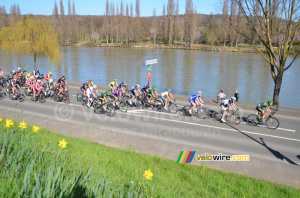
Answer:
[143,169,153,180]
[0,117,2,122]
[5,119,14,128]
[32,125,40,133]
[58,139,67,149]
[18,121,27,129]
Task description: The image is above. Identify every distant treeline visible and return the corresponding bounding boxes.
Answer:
[0,0,299,47]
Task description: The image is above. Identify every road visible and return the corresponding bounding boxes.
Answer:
[0,82,299,188]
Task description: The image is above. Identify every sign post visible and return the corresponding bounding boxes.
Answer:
[143,59,158,84]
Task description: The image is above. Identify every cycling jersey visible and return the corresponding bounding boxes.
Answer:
[100,90,110,98]
[80,83,88,91]
[161,91,169,97]
[189,94,198,104]
[33,82,43,91]
[109,81,117,89]
[45,74,53,81]
[25,78,34,86]
[221,99,233,107]
[258,102,268,108]
[141,87,148,94]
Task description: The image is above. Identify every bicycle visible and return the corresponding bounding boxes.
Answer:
[246,111,279,129]
[212,108,241,125]
[182,104,210,119]
[9,89,25,102]
[94,101,115,117]
[0,93,6,100]
[157,99,178,114]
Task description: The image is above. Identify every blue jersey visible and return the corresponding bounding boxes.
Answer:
[189,94,198,104]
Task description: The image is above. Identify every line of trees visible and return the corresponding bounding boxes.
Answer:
[0,0,299,48]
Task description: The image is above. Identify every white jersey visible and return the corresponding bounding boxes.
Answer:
[218,92,226,100]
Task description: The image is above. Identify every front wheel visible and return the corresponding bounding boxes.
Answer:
[246,114,259,126]
[94,104,105,114]
[106,104,115,117]
[77,92,83,102]
[266,116,279,129]
[152,99,162,111]
[182,105,191,116]
[169,104,178,114]
[212,111,222,122]
[119,101,128,112]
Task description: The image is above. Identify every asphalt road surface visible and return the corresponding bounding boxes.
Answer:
[0,82,299,188]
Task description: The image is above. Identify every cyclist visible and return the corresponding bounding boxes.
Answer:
[160,89,175,110]
[87,78,94,86]
[32,79,44,101]
[25,76,35,93]
[188,91,204,114]
[147,85,159,104]
[99,90,111,105]
[11,79,21,97]
[141,84,149,97]
[0,68,4,78]
[86,84,98,108]
[129,84,142,105]
[45,72,53,81]
[109,79,118,90]
[256,100,273,123]
[33,68,40,78]
[80,82,88,96]
[220,97,237,122]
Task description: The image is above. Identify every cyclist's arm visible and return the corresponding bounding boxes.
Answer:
[169,93,174,100]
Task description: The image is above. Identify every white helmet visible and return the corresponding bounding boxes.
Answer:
[231,97,236,101]
[11,70,15,73]
[37,79,42,83]
[93,85,97,89]
[30,76,34,79]
[136,84,140,87]
[198,91,202,94]
[17,67,21,70]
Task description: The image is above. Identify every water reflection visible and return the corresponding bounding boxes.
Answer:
[0,46,299,109]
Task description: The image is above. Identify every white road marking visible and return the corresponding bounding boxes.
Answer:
[241,122,295,132]
[122,112,300,142]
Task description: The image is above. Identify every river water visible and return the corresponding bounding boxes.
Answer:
[0,46,299,109]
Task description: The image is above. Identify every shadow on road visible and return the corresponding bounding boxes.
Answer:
[226,123,299,166]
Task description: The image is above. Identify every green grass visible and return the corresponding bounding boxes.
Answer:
[0,118,299,197]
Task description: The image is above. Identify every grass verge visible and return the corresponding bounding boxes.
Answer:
[0,118,299,197]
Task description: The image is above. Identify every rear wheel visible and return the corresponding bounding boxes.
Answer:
[212,111,222,122]
[136,100,144,109]
[94,104,105,114]
[266,116,279,129]
[0,93,5,100]
[182,105,191,116]
[39,93,46,103]
[119,101,128,112]
[152,99,162,111]
[246,114,259,126]
[169,104,178,114]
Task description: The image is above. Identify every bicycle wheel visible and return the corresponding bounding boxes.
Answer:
[77,92,83,102]
[119,101,128,112]
[19,95,25,102]
[229,112,241,125]
[152,99,162,111]
[136,100,144,109]
[197,108,208,119]
[169,104,178,114]
[0,93,5,100]
[266,116,279,129]
[39,93,46,103]
[212,111,222,122]
[246,114,259,126]
[106,104,115,117]
[182,105,191,116]
[94,104,104,114]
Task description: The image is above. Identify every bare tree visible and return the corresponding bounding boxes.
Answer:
[221,0,230,46]
[184,0,197,47]
[135,0,141,43]
[150,7,158,43]
[174,0,180,42]
[234,0,300,106]
[162,4,168,44]
[229,0,238,46]
[0,6,8,29]
[9,4,21,25]
[167,0,175,44]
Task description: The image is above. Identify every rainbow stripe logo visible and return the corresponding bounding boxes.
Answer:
[176,151,196,163]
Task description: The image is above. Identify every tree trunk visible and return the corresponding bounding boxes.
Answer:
[34,53,37,70]
[273,72,283,109]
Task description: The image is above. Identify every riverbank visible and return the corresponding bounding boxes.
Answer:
[73,42,261,53]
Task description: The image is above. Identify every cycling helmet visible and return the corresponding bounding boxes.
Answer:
[231,97,236,101]
[121,81,125,84]
[37,79,41,83]
[30,76,34,79]
[88,78,92,81]
[114,79,117,81]
[62,76,65,79]
[49,72,52,75]
[93,85,97,89]
[168,88,171,92]
[198,91,202,94]
[17,67,21,70]
[136,84,140,87]
[11,70,15,74]
[268,100,273,104]
[153,86,156,89]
